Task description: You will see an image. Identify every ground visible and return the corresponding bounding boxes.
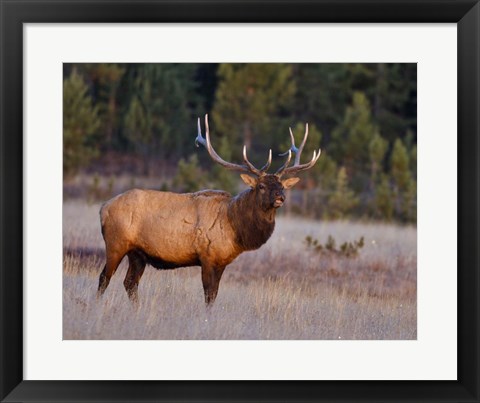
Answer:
[63,200,416,340]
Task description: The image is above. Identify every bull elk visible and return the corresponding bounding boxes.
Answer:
[97,115,321,305]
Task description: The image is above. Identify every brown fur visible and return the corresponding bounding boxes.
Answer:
[97,174,295,305]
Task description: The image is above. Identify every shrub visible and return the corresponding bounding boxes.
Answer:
[305,235,365,258]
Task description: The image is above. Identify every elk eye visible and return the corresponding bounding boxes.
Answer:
[258,183,265,190]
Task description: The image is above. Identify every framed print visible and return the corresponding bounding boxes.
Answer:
[1,0,479,402]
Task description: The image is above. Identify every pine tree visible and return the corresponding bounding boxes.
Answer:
[123,64,199,174]
[309,152,338,218]
[124,95,151,174]
[327,166,359,219]
[172,154,206,192]
[373,64,417,144]
[403,178,417,223]
[314,153,338,192]
[410,144,417,180]
[331,91,378,192]
[391,138,416,221]
[391,138,411,192]
[374,174,394,221]
[63,69,100,178]
[211,63,296,162]
[366,131,389,218]
[210,136,238,194]
[368,131,388,185]
[293,64,353,136]
[294,63,416,141]
[85,63,126,150]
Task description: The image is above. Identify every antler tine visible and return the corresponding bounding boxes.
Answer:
[196,114,269,176]
[295,123,309,165]
[275,149,292,175]
[279,124,308,164]
[242,146,263,176]
[277,123,321,177]
[282,148,322,176]
[195,117,206,148]
[259,149,272,173]
[197,115,314,177]
[279,127,298,157]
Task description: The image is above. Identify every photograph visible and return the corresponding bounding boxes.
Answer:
[2,0,479,399]
[63,63,417,340]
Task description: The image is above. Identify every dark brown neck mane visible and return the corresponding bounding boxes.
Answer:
[227,189,276,251]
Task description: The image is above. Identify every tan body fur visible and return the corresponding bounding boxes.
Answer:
[97,188,259,304]
[100,189,242,270]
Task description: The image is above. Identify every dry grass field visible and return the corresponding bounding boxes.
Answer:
[63,200,417,340]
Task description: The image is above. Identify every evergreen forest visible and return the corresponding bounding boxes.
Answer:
[63,63,417,223]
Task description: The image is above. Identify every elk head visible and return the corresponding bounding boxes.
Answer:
[195,114,321,211]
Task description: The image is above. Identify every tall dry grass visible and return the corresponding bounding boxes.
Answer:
[63,200,416,340]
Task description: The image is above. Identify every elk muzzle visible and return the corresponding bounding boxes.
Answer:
[273,190,286,208]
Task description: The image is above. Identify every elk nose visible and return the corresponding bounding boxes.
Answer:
[275,190,285,199]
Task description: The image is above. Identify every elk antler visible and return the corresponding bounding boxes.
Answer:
[276,123,321,177]
[196,114,272,177]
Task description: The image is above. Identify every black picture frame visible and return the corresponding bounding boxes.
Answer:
[1,1,479,402]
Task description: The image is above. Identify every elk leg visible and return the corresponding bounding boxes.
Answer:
[123,251,146,302]
[97,249,125,297]
[201,264,226,305]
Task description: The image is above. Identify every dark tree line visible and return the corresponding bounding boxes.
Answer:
[63,63,417,222]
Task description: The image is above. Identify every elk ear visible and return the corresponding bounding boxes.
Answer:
[282,177,300,189]
[240,174,258,188]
